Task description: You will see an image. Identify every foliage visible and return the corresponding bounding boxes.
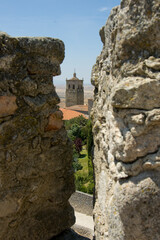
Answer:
[73,156,82,172]
[72,145,82,172]
[88,156,93,177]
[87,180,94,194]
[80,125,89,143]
[65,115,89,143]
[65,116,94,194]
[74,138,82,155]
[67,123,81,141]
[87,120,93,158]
[74,146,94,194]
[65,115,87,131]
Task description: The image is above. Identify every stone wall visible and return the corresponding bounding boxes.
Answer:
[69,191,93,216]
[88,99,93,117]
[0,32,75,240]
[91,0,160,239]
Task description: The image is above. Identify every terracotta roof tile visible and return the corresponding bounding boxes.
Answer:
[60,108,87,120]
[66,105,88,111]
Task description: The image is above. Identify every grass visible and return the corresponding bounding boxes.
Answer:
[75,145,94,194]
[76,146,88,177]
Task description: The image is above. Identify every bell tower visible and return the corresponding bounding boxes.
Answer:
[65,72,84,107]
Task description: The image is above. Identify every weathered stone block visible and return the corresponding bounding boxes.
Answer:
[0,32,75,240]
[45,111,63,131]
[91,0,160,239]
[0,96,18,117]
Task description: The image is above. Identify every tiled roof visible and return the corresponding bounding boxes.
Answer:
[60,108,87,120]
[66,105,88,112]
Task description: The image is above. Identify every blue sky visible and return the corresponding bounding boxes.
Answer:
[0,0,120,85]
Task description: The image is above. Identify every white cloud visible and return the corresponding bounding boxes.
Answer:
[99,7,109,12]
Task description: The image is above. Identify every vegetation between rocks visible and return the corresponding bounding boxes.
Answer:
[65,115,94,194]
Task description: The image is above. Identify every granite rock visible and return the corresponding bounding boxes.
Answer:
[91,0,160,239]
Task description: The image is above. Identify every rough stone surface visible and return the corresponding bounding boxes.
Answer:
[69,191,93,216]
[45,110,64,131]
[91,0,160,239]
[0,96,18,117]
[0,32,75,239]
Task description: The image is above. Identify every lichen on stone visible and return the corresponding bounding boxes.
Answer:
[91,0,160,239]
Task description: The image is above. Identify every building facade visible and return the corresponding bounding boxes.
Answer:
[65,73,84,107]
[88,99,93,116]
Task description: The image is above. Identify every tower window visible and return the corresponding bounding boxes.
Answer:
[73,85,75,89]
[68,84,70,89]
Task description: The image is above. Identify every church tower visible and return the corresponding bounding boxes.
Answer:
[65,72,84,107]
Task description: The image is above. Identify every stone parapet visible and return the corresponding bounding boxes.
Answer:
[69,191,93,216]
[91,0,160,239]
[0,32,75,239]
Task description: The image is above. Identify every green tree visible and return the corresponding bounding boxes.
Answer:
[65,115,87,131]
[73,156,82,172]
[65,116,94,194]
[87,120,94,179]
[87,120,93,158]
[67,123,81,141]
[74,138,83,155]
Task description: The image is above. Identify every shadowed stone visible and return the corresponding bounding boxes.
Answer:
[0,32,75,240]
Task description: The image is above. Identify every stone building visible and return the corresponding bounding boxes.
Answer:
[65,73,84,107]
[88,99,93,116]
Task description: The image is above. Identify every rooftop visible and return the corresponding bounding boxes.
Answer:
[66,105,88,114]
[66,73,83,81]
[60,108,87,120]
